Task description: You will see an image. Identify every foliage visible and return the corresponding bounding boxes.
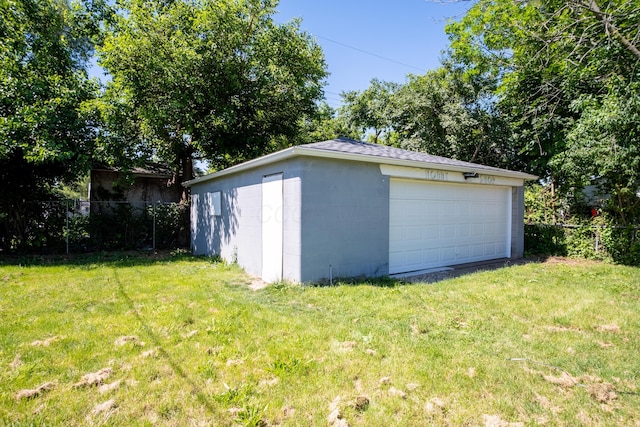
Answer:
[0,0,106,249]
[600,226,640,266]
[0,201,187,254]
[265,101,359,152]
[445,0,640,218]
[392,66,515,168]
[524,223,566,256]
[335,67,521,169]
[525,222,640,265]
[97,0,328,191]
[339,78,400,145]
[1,257,639,424]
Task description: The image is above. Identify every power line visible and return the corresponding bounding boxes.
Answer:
[314,34,426,73]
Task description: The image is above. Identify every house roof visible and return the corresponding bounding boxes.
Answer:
[183,137,537,187]
[92,162,174,178]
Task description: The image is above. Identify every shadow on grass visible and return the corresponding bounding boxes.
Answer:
[0,249,208,268]
[112,268,218,416]
[321,257,548,288]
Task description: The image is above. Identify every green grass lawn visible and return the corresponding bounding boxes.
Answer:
[1,253,639,426]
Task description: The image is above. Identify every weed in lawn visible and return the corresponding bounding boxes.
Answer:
[236,404,267,427]
[268,356,308,377]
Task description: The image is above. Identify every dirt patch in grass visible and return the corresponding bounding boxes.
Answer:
[98,380,122,394]
[90,399,117,415]
[327,396,349,427]
[350,396,369,412]
[523,364,619,403]
[587,383,618,403]
[31,336,63,347]
[15,382,55,400]
[248,278,268,291]
[73,368,113,388]
[114,335,144,346]
[596,324,620,333]
[9,354,21,370]
[482,414,524,427]
[543,372,578,387]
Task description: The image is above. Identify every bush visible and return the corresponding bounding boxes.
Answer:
[524,224,566,256]
[0,201,189,254]
[525,222,639,266]
[600,226,640,265]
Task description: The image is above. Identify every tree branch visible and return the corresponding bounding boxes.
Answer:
[580,0,640,61]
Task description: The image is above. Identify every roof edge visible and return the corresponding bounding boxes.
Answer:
[183,147,297,187]
[183,145,538,187]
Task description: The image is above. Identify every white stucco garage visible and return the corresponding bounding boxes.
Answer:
[185,138,537,283]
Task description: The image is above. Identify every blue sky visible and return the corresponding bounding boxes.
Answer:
[274,0,475,108]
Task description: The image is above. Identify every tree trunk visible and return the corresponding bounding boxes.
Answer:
[175,142,194,248]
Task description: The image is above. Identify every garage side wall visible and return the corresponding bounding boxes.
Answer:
[190,160,302,281]
[511,186,525,258]
[300,158,390,282]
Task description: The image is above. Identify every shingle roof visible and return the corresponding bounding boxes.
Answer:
[301,137,514,175]
[184,137,537,187]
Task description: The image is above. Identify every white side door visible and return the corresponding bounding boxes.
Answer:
[262,173,283,282]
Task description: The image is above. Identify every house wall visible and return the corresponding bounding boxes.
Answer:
[511,186,525,258]
[299,158,390,282]
[90,170,180,205]
[190,159,303,281]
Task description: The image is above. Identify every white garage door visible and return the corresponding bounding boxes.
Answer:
[389,178,511,274]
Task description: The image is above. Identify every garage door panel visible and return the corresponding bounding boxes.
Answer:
[441,247,456,262]
[456,246,470,260]
[456,224,470,238]
[390,178,511,274]
[471,244,484,257]
[406,225,422,240]
[440,224,456,239]
[423,225,439,239]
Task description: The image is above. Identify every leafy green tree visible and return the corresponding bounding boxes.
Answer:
[338,79,399,145]
[391,66,516,168]
[274,102,359,148]
[98,0,327,196]
[446,0,640,222]
[0,0,102,250]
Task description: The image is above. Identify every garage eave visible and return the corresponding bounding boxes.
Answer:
[294,147,538,182]
[183,140,538,188]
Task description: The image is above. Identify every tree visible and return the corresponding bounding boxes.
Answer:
[445,0,640,222]
[391,66,516,168]
[270,101,359,149]
[338,79,399,145]
[98,0,327,197]
[0,0,102,250]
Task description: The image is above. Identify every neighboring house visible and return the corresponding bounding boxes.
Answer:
[185,138,537,283]
[90,163,180,213]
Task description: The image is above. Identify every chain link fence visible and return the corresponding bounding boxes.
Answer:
[0,201,189,255]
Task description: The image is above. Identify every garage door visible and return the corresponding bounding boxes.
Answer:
[389,178,511,274]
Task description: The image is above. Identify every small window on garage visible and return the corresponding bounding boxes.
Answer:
[208,191,221,216]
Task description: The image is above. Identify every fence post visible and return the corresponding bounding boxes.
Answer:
[65,200,69,255]
[153,200,157,251]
